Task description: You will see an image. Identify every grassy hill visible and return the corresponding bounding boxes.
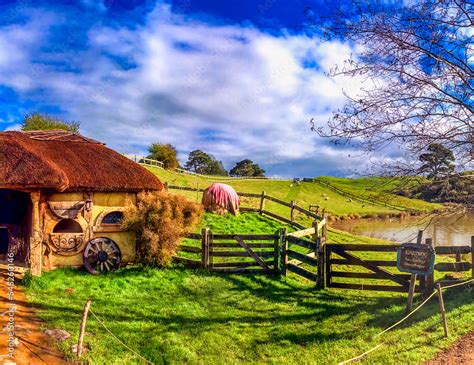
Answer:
[147,167,442,219]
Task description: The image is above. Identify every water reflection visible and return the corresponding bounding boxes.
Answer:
[332,211,474,246]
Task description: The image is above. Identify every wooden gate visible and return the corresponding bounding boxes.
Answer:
[205,230,281,274]
[281,235,319,282]
[325,243,422,292]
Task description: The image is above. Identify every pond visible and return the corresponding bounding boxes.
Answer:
[332,210,474,247]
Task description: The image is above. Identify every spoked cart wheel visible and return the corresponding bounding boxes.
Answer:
[83,237,121,275]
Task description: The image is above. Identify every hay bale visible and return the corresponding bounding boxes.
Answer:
[202,183,240,215]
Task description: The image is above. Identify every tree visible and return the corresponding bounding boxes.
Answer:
[419,144,455,180]
[229,159,266,177]
[309,1,473,172]
[22,112,80,133]
[184,150,228,176]
[147,143,180,169]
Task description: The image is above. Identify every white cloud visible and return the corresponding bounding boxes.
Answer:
[0,3,372,177]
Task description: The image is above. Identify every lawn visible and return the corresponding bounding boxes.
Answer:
[147,167,441,219]
[24,212,473,364]
[315,176,443,213]
[25,268,473,365]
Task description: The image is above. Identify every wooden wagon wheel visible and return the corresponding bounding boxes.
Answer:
[83,237,121,275]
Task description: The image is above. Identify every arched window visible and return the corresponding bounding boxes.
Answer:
[53,219,83,233]
[101,211,123,225]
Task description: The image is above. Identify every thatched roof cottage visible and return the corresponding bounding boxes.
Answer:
[0,130,163,275]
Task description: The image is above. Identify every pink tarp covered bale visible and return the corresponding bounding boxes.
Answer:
[202,183,240,215]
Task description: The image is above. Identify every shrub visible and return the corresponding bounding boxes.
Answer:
[122,191,203,266]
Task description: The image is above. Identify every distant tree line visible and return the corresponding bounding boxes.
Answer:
[147,143,265,177]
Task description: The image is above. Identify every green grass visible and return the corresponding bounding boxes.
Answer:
[25,212,472,364]
[149,167,441,219]
[316,177,443,212]
[25,267,473,365]
[203,212,283,234]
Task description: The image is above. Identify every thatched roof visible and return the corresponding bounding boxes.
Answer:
[0,130,163,192]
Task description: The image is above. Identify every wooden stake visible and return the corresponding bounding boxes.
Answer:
[471,236,473,280]
[280,228,288,276]
[406,230,423,314]
[424,238,435,297]
[201,228,209,269]
[290,201,296,223]
[77,299,92,358]
[322,214,328,243]
[274,230,281,274]
[436,283,449,338]
[259,191,266,214]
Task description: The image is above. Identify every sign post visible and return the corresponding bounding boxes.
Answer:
[397,231,435,314]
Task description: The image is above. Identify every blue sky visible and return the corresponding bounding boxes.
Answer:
[0,0,383,177]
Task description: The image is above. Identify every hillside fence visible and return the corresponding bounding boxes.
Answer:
[166,184,324,230]
[313,179,410,212]
[124,155,289,181]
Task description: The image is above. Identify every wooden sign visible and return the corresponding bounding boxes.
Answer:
[397,243,435,276]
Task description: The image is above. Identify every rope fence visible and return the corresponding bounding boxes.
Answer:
[338,278,474,365]
[89,309,155,365]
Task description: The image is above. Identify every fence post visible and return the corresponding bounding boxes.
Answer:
[313,220,325,289]
[274,229,281,274]
[406,230,423,314]
[164,182,169,192]
[201,228,209,269]
[290,201,296,223]
[424,238,435,297]
[322,214,328,243]
[325,242,331,288]
[280,227,287,276]
[259,191,266,214]
[77,299,92,358]
[436,283,449,338]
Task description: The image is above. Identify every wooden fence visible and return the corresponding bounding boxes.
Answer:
[314,179,409,212]
[176,228,473,294]
[166,184,325,230]
[175,228,282,274]
[323,237,474,293]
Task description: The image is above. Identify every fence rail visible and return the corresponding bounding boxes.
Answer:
[176,227,473,294]
[314,179,408,212]
[177,228,281,274]
[324,239,474,293]
[124,155,289,181]
[166,184,325,227]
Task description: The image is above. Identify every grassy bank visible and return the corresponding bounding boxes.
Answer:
[25,267,473,365]
[315,176,443,212]
[148,167,442,220]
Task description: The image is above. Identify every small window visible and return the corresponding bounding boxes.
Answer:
[101,212,124,225]
[53,219,83,233]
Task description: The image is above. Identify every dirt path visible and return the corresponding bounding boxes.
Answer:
[425,331,474,365]
[0,270,69,365]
